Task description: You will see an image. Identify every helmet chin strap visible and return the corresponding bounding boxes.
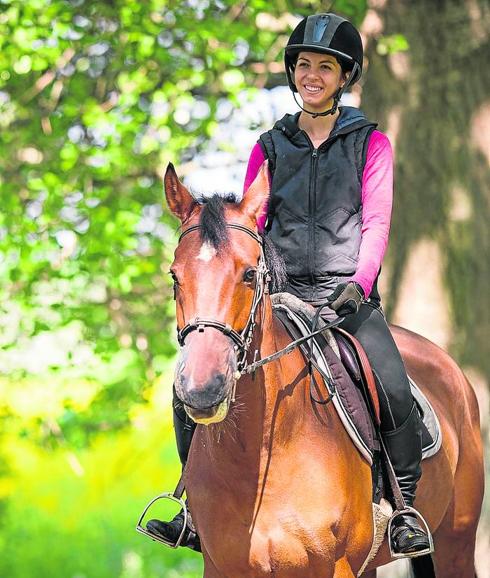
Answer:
[293,62,359,119]
[293,91,341,118]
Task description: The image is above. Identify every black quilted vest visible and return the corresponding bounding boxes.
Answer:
[259,106,378,303]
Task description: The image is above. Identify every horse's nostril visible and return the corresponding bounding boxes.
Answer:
[180,373,229,410]
[176,372,187,390]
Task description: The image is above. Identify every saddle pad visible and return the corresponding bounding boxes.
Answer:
[272,298,442,463]
[412,378,443,459]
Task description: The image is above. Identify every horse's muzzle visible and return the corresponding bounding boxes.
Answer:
[174,328,238,425]
[184,396,232,425]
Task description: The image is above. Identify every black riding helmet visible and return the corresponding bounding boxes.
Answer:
[285,13,363,105]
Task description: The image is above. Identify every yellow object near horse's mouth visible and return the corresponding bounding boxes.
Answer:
[184,396,230,425]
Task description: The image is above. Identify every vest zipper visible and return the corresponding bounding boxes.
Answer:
[302,129,339,298]
[309,148,318,295]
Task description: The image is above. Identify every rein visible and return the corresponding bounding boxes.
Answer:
[176,223,342,395]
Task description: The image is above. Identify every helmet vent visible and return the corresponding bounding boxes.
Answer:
[313,15,330,43]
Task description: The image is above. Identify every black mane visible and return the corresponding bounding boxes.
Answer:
[196,194,287,294]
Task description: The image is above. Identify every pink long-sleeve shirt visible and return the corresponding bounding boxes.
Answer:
[243,130,393,299]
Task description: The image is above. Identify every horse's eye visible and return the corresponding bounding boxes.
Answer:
[243,268,256,283]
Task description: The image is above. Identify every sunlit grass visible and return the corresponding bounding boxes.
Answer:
[0,371,204,578]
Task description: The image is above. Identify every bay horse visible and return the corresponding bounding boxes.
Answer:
[164,161,484,578]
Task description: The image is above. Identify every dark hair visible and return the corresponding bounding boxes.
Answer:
[261,232,287,294]
[196,194,234,250]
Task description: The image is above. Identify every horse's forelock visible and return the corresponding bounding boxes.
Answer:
[197,195,233,250]
[195,194,287,292]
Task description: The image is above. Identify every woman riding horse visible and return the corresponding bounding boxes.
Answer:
[147,14,483,578]
[145,12,483,574]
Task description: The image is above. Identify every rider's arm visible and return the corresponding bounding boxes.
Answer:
[349,130,394,299]
[243,142,269,231]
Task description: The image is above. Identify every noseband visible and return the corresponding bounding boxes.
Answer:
[176,223,270,372]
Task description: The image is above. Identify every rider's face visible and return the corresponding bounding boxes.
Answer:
[294,52,346,111]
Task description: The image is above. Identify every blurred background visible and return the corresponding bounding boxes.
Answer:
[0,0,488,576]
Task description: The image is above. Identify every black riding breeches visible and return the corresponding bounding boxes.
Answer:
[321,301,413,431]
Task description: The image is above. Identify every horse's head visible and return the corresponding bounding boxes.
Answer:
[165,162,271,425]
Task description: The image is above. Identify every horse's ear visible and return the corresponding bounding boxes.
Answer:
[242,161,270,223]
[164,163,195,222]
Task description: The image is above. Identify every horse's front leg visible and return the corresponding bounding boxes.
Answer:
[202,549,225,578]
[333,557,357,578]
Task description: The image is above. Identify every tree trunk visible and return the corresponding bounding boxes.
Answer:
[362,0,490,379]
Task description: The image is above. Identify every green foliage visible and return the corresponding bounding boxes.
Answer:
[0,0,368,442]
[376,34,409,55]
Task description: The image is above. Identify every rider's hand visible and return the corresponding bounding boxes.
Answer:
[326,281,365,317]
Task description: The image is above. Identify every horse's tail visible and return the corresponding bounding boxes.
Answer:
[409,555,435,578]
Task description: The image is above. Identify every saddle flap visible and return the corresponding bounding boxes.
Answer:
[334,331,361,381]
[334,327,382,427]
[270,293,442,467]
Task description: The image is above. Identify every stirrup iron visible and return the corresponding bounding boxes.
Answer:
[135,492,188,548]
[387,506,434,559]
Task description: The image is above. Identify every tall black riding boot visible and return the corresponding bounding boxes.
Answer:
[146,390,201,551]
[172,390,197,467]
[383,402,432,556]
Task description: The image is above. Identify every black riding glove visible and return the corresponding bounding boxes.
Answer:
[326,281,365,317]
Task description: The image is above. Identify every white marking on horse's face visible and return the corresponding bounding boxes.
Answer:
[197,242,216,262]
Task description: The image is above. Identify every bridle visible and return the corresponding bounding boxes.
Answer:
[176,223,270,375]
[174,222,343,398]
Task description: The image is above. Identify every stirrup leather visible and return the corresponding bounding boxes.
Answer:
[136,493,188,548]
[387,506,434,559]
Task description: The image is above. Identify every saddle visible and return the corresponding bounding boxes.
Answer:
[271,293,442,471]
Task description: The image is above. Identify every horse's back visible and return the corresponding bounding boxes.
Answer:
[389,322,483,493]
[389,323,481,431]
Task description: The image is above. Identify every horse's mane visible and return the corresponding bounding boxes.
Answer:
[196,194,287,294]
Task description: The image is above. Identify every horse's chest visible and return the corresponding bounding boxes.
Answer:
[188,432,369,575]
[201,514,316,577]
[191,478,336,576]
